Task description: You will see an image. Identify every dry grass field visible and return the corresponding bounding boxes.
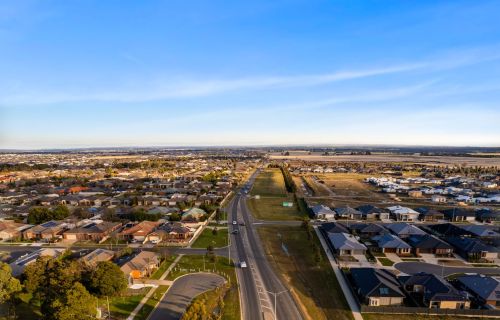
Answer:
[250,168,287,197]
[257,226,353,320]
[248,197,304,220]
[270,153,500,167]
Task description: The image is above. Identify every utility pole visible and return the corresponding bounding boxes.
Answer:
[265,289,288,320]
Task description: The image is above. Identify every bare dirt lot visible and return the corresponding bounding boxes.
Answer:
[270,153,500,167]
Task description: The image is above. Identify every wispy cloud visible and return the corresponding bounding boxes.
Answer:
[0,64,423,105]
[1,45,500,106]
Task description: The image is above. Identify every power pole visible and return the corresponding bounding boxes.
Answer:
[265,289,288,320]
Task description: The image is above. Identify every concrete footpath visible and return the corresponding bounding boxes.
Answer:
[314,226,363,320]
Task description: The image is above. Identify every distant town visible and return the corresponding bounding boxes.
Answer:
[0,147,499,320]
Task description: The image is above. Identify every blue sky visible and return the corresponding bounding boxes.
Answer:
[1,0,500,149]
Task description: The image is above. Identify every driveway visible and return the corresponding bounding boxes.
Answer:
[394,262,500,277]
[148,273,226,320]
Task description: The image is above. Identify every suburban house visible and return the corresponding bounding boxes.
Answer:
[335,206,363,220]
[349,223,387,238]
[442,208,476,222]
[22,220,68,241]
[356,205,390,220]
[371,234,412,256]
[386,206,420,222]
[181,207,207,222]
[445,237,499,262]
[350,268,405,306]
[146,222,194,242]
[63,221,122,242]
[80,248,115,267]
[118,221,161,242]
[120,251,160,281]
[327,232,367,256]
[0,220,32,241]
[399,273,470,309]
[406,234,454,256]
[458,225,500,245]
[475,209,500,223]
[431,195,447,203]
[456,274,500,309]
[321,222,350,235]
[385,223,426,239]
[415,207,445,222]
[9,248,66,276]
[311,204,336,220]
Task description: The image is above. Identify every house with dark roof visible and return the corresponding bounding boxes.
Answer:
[356,205,390,220]
[349,223,387,238]
[63,221,122,242]
[320,222,349,234]
[145,222,194,242]
[372,234,411,256]
[399,273,470,309]
[385,223,426,239]
[406,234,454,256]
[415,207,444,222]
[327,232,367,256]
[311,204,336,220]
[445,237,499,262]
[475,209,500,223]
[335,206,363,220]
[426,223,466,238]
[350,268,405,306]
[458,225,500,245]
[456,274,500,309]
[441,208,476,222]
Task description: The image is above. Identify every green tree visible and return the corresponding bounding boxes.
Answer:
[51,282,97,320]
[23,257,83,318]
[0,262,22,304]
[169,212,181,221]
[87,261,127,297]
[52,205,70,220]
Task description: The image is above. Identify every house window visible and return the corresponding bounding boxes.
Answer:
[369,298,380,306]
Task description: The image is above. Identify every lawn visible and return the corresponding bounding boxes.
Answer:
[150,254,178,280]
[257,226,353,320]
[191,227,229,249]
[378,257,394,266]
[248,197,305,221]
[250,169,287,197]
[133,285,169,320]
[108,288,149,319]
[165,255,240,320]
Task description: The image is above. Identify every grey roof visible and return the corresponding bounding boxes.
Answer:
[386,223,426,237]
[311,204,335,216]
[351,268,405,298]
[459,225,500,238]
[327,232,367,251]
[372,234,411,249]
[321,222,349,234]
[456,274,500,302]
[400,272,468,302]
[406,234,453,250]
[335,206,362,217]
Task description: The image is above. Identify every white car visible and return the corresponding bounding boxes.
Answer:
[240,261,247,268]
[232,220,237,225]
[150,239,160,244]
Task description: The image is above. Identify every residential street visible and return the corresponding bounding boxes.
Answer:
[394,261,500,276]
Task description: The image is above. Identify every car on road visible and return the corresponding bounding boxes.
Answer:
[239,221,245,226]
[150,239,160,244]
[239,261,247,268]
[231,229,239,234]
[232,220,237,225]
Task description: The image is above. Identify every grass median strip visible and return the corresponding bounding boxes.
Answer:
[257,225,353,320]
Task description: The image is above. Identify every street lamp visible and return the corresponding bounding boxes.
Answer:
[264,289,288,320]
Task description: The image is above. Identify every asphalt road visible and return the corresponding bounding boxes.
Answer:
[228,170,303,320]
[148,272,226,320]
[394,262,500,276]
